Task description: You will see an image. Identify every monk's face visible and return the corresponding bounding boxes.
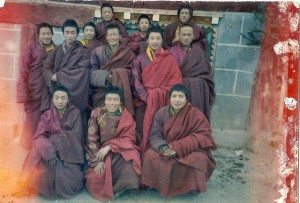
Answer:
[179,26,194,46]
[147,32,163,51]
[170,91,187,111]
[101,7,114,22]
[104,93,121,113]
[138,18,150,33]
[38,27,53,46]
[63,26,78,46]
[83,26,96,40]
[106,28,121,47]
[179,8,191,23]
[53,90,69,111]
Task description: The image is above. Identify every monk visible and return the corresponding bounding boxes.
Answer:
[132,27,182,151]
[90,23,135,115]
[86,86,141,201]
[163,4,206,50]
[17,23,56,150]
[80,21,97,49]
[169,23,215,121]
[142,84,217,197]
[42,19,90,140]
[14,86,85,199]
[128,14,151,55]
[93,2,129,47]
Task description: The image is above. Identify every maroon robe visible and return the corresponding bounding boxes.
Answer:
[90,44,135,115]
[142,103,217,196]
[132,50,182,152]
[85,107,141,201]
[163,21,206,50]
[42,41,90,112]
[169,43,215,120]
[128,31,147,55]
[17,41,56,149]
[19,104,85,199]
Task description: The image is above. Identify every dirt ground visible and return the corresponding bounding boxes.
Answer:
[0,132,280,203]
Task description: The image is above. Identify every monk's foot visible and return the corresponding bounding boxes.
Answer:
[188,190,200,195]
[114,189,127,198]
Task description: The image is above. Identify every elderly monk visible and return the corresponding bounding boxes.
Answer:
[42,19,90,140]
[142,84,217,197]
[17,23,56,150]
[14,86,85,199]
[92,2,129,49]
[90,23,135,115]
[80,21,97,49]
[128,14,151,55]
[86,86,141,201]
[163,4,206,50]
[132,27,182,151]
[169,23,215,121]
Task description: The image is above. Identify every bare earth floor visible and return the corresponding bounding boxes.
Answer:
[0,134,279,203]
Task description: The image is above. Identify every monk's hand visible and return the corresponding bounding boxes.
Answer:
[106,74,112,84]
[96,146,111,162]
[46,158,57,166]
[51,74,57,82]
[163,147,176,158]
[95,161,105,174]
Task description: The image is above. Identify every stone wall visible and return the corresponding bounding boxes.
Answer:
[211,12,264,130]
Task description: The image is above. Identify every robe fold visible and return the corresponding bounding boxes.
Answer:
[142,103,217,196]
[85,107,141,201]
[17,41,55,149]
[90,44,135,115]
[163,21,206,50]
[19,104,84,199]
[41,41,90,112]
[128,31,147,55]
[132,50,182,152]
[169,43,215,120]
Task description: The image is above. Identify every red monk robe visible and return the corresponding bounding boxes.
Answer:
[17,104,85,199]
[17,41,56,150]
[85,107,141,201]
[132,49,182,152]
[169,42,215,121]
[90,44,135,115]
[142,103,217,196]
[42,41,90,112]
[128,31,148,55]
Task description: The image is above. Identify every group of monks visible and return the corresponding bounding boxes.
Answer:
[15,2,217,201]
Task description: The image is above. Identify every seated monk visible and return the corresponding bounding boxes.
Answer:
[132,26,182,151]
[142,84,217,197]
[80,21,97,49]
[13,86,85,199]
[169,23,215,121]
[163,4,206,50]
[128,14,151,55]
[85,86,141,201]
[90,23,135,115]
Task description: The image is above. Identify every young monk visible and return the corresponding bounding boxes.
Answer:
[85,86,141,201]
[17,23,56,150]
[90,23,135,115]
[80,21,97,48]
[132,27,182,151]
[94,2,129,47]
[14,86,85,199]
[169,23,215,121]
[163,4,206,50]
[128,14,151,55]
[42,19,90,139]
[142,84,217,197]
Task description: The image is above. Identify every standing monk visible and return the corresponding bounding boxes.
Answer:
[86,86,141,201]
[93,2,129,48]
[132,27,182,152]
[42,19,90,140]
[14,86,85,199]
[169,23,215,121]
[142,84,217,197]
[90,23,135,115]
[128,14,151,55]
[17,23,56,150]
[163,4,206,50]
